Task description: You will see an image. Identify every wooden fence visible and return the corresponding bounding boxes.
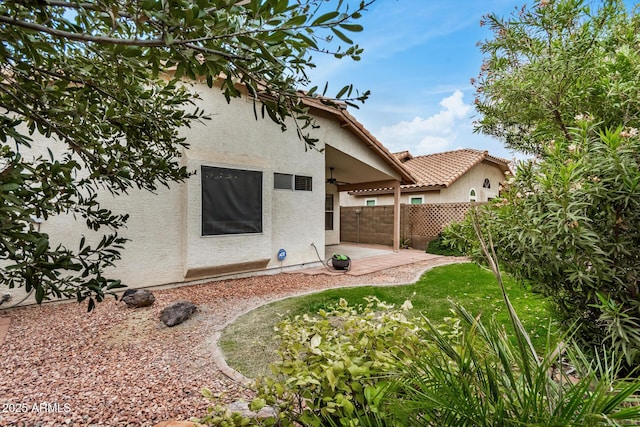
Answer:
[340,202,479,250]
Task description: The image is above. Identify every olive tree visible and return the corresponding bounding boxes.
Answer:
[0,0,373,309]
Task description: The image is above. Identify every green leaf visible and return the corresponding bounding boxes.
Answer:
[1,182,20,192]
[331,28,353,44]
[312,11,340,26]
[335,85,351,99]
[34,237,49,258]
[338,23,363,32]
[285,15,307,27]
[35,285,45,304]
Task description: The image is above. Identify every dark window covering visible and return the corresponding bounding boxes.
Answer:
[295,175,312,191]
[274,173,293,189]
[201,166,262,235]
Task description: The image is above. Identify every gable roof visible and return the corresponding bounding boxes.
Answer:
[302,97,416,185]
[349,148,511,196]
[395,148,511,190]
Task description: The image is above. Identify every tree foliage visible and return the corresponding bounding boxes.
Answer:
[467,0,640,370]
[445,124,640,369]
[499,124,640,368]
[473,0,640,155]
[0,0,373,309]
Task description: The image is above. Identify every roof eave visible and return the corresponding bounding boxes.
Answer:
[302,98,417,185]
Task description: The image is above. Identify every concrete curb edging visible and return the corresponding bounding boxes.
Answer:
[210,257,471,385]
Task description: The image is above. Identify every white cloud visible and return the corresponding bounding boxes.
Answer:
[375,90,471,154]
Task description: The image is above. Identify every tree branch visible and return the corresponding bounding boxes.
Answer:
[0,84,100,164]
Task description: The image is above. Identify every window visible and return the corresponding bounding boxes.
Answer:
[201,166,262,235]
[365,199,376,206]
[325,194,334,230]
[295,175,312,191]
[410,196,423,205]
[469,188,477,202]
[274,173,293,190]
[275,173,312,191]
[483,178,491,189]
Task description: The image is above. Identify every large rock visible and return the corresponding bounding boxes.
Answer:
[153,422,198,427]
[227,400,276,419]
[153,421,201,427]
[160,301,197,327]
[121,289,155,308]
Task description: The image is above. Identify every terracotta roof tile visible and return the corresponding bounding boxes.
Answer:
[348,148,511,195]
[394,151,413,162]
[400,149,511,189]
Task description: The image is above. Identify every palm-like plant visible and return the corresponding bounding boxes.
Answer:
[388,305,640,426]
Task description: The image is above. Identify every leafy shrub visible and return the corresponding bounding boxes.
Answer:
[487,125,640,369]
[425,233,465,256]
[439,125,640,370]
[437,206,497,264]
[198,294,640,426]
[253,297,427,426]
[195,399,258,427]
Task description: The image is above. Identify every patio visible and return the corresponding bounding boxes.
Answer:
[297,243,442,276]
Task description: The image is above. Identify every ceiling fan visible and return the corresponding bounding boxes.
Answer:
[326,167,350,185]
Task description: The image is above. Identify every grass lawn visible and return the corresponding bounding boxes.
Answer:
[220,262,554,379]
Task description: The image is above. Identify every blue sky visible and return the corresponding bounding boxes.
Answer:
[305,0,533,161]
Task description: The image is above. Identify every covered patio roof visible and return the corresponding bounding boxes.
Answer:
[304,98,416,252]
[304,97,416,188]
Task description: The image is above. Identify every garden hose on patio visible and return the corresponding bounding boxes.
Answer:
[310,243,349,274]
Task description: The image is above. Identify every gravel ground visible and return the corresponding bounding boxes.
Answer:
[0,256,462,427]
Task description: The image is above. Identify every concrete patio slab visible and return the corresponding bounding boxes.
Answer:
[296,243,442,276]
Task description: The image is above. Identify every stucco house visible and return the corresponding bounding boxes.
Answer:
[5,79,414,302]
[342,148,512,207]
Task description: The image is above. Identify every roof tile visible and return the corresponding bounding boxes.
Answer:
[396,149,511,189]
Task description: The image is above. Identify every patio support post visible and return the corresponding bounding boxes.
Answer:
[393,180,400,252]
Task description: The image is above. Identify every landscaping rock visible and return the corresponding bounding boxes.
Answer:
[153,421,200,427]
[160,301,197,327]
[121,289,155,308]
[227,400,277,419]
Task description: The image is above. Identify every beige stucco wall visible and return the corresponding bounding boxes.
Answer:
[183,83,326,275]
[340,190,441,207]
[342,161,506,206]
[1,81,409,307]
[1,83,327,306]
[440,161,504,203]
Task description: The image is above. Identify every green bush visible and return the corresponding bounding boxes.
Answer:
[198,294,640,426]
[440,125,640,370]
[491,126,640,369]
[388,304,640,426]
[437,207,497,264]
[426,233,466,256]
[253,297,427,426]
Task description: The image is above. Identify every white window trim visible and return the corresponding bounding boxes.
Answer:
[365,198,377,206]
[469,188,478,202]
[409,195,424,205]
